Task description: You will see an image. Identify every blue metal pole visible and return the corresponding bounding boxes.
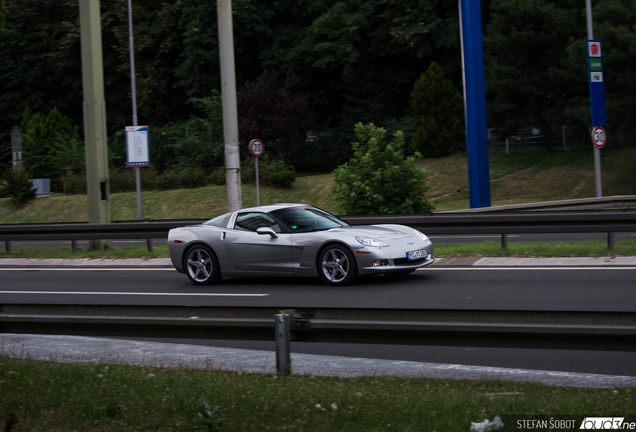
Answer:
[459,0,491,209]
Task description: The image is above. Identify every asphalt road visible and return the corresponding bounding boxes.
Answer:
[1,266,635,377]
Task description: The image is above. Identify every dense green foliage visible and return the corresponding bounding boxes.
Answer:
[0,0,460,177]
[484,0,636,148]
[1,0,635,182]
[2,169,37,204]
[484,0,585,150]
[20,107,84,180]
[333,123,434,215]
[411,62,464,157]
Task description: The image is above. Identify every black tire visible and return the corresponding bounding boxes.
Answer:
[318,244,358,286]
[184,244,222,285]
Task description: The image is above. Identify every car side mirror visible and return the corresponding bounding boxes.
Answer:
[256,227,279,238]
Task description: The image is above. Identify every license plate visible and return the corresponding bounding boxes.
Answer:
[406,249,427,260]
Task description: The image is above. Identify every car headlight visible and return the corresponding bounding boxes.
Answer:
[355,236,389,247]
[411,228,429,242]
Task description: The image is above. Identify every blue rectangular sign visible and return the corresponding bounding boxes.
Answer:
[587,40,606,127]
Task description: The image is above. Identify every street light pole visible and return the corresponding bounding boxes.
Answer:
[217,0,242,212]
[128,0,143,219]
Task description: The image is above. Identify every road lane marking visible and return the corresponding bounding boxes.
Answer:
[0,268,175,271]
[428,235,520,238]
[420,267,636,271]
[0,291,268,297]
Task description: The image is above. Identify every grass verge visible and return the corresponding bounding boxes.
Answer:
[2,146,636,223]
[0,245,170,260]
[435,239,636,258]
[2,240,636,260]
[0,356,633,432]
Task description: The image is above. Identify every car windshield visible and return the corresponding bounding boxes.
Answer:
[272,207,349,233]
[202,213,231,227]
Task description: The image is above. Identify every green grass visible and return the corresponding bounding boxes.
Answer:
[0,245,170,259]
[435,239,636,258]
[420,146,636,211]
[2,146,636,223]
[1,356,633,432]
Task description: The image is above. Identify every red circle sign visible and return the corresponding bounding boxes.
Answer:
[248,139,264,157]
[592,127,607,149]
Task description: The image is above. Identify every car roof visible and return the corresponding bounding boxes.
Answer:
[238,203,311,213]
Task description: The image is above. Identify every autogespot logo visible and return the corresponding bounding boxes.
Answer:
[580,418,633,430]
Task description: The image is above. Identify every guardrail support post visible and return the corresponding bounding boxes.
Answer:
[4,240,10,253]
[72,240,77,253]
[275,313,291,374]
[608,232,614,250]
[501,234,508,249]
[147,239,153,252]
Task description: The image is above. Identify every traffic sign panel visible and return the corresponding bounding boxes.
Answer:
[592,126,607,149]
[249,139,264,157]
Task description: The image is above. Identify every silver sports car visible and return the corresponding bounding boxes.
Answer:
[168,203,434,286]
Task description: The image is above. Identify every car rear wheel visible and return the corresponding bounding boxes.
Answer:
[319,244,358,286]
[185,245,222,285]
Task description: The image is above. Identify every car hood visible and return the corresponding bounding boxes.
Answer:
[327,225,415,241]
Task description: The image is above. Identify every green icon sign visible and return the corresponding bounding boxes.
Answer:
[589,58,603,71]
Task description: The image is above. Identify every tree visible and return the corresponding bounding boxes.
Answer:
[410,61,464,157]
[333,123,434,215]
[20,106,83,179]
[1,0,5,28]
[237,70,313,161]
[483,0,587,150]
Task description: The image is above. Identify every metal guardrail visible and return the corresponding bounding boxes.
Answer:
[1,209,635,252]
[1,304,635,373]
[0,219,197,253]
[343,210,636,248]
[442,195,636,212]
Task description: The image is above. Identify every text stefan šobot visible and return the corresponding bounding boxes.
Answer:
[516,417,636,430]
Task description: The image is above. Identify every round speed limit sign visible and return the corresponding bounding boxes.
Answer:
[248,139,264,157]
[592,126,607,149]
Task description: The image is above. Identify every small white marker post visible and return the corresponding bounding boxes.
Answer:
[248,139,264,206]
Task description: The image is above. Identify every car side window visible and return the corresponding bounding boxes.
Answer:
[234,212,281,233]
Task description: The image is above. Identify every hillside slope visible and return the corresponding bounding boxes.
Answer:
[1,146,634,223]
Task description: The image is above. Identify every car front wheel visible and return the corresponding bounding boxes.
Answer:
[184,245,222,285]
[319,244,358,286]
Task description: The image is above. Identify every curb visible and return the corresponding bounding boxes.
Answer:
[2,256,636,268]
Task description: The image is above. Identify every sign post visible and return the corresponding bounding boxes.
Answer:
[459,0,491,209]
[248,139,264,206]
[126,126,150,220]
[585,0,607,198]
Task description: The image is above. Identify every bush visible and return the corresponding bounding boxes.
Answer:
[20,106,84,180]
[0,179,8,197]
[270,170,296,188]
[109,168,136,193]
[211,166,226,186]
[3,170,37,205]
[333,123,434,215]
[61,171,86,195]
[156,168,207,190]
[214,156,296,187]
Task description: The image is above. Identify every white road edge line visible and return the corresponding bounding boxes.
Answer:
[0,268,175,271]
[0,291,268,297]
[419,267,636,271]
